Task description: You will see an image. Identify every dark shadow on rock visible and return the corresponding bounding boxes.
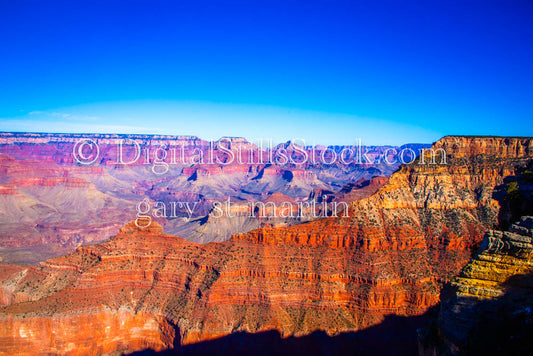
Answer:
[130,310,435,356]
[466,272,533,355]
[493,160,533,230]
[282,169,294,182]
[420,272,533,355]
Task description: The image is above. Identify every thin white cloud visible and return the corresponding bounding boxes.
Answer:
[49,112,72,119]
[26,110,100,121]
[0,119,163,135]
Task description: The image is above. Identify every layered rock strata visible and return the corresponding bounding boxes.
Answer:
[0,136,531,354]
[419,216,533,355]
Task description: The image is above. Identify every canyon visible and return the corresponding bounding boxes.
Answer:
[0,132,419,263]
[0,135,531,354]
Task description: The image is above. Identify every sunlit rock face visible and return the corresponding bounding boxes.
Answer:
[419,216,533,355]
[0,136,531,355]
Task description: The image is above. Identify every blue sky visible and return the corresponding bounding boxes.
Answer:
[0,0,531,145]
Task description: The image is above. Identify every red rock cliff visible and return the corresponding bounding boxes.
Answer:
[0,136,531,354]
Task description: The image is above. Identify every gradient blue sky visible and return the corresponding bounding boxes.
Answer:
[0,0,531,145]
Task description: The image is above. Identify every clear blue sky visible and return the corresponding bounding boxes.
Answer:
[0,0,531,145]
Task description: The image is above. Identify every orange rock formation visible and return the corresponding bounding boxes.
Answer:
[0,136,531,354]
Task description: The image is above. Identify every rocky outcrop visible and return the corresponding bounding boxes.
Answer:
[418,216,533,355]
[0,136,531,354]
[0,220,442,353]
[235,136,533,250]
[331,176,389,203]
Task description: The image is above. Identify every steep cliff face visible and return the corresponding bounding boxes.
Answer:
[0,136,531,355]
[235,136,533,250]
[0,309,178,355]
[419,216,533,355]
[1,221,440,353]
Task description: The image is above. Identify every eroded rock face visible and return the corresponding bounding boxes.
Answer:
[419,216,533,355]
[0,132,422,263]
[0,136,531,354]
[0,220,445,353]
[0,309,177,355]
[235,136,533,251]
